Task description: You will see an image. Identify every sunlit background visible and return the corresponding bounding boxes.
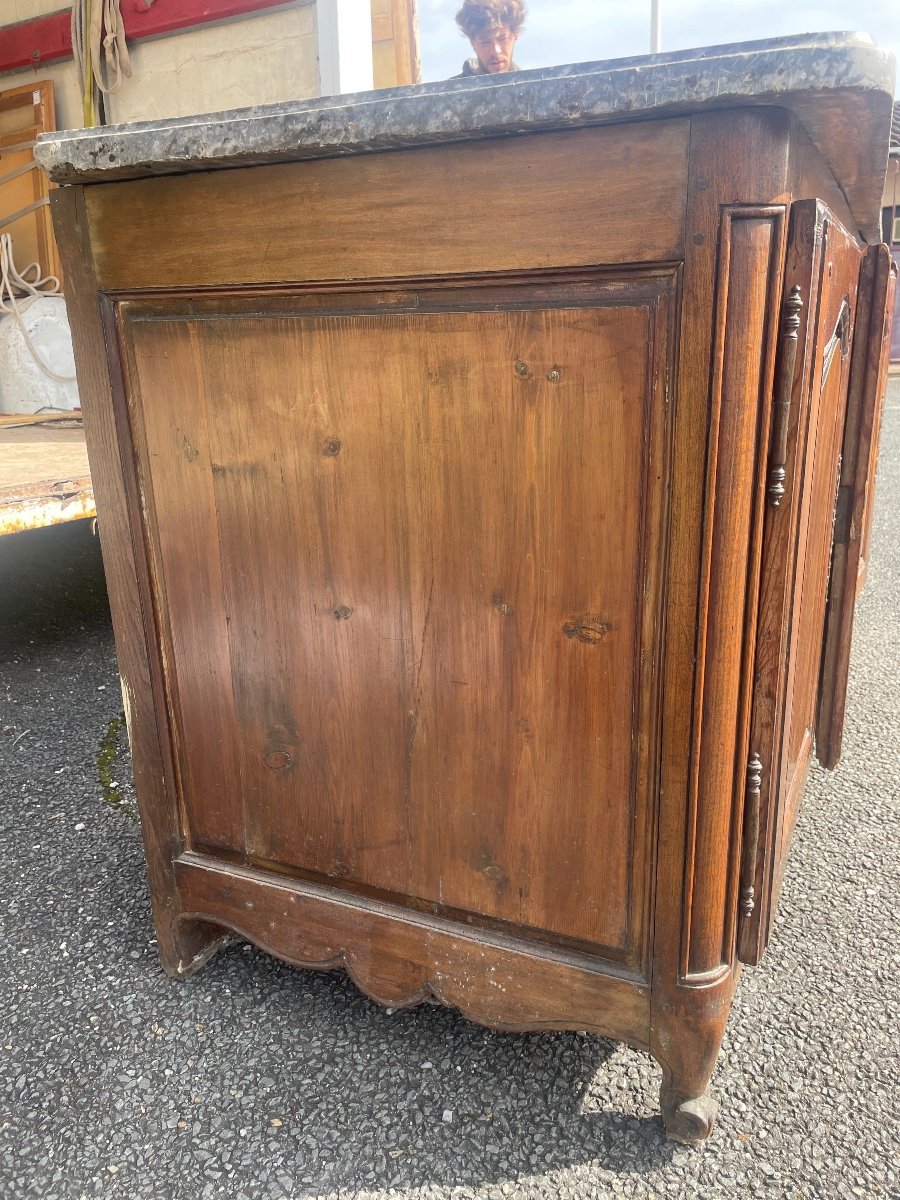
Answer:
[418,0,900,94]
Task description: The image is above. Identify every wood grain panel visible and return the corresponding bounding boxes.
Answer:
[85,121,689,292]
[117,271,675,968]
[648,107,794,1129]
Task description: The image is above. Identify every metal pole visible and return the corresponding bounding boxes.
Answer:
[651,0,661,53]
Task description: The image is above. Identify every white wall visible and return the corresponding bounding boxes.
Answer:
[4,0,67,19]
[107,5,319,124]
[316,0,374,97]
[0,0,379,131]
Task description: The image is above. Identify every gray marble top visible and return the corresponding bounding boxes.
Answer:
[35,32,896,240]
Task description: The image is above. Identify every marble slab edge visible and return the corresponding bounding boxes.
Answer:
[35,37,897,242]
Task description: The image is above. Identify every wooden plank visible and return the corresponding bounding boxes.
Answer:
[0,421,93,534]
[0,412,81,429]
[85,121,690,290]
[0,79,60,281]
[49,184,220,977]
[0,424,89,487]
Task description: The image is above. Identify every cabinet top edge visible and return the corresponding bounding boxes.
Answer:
[36,32,895,240]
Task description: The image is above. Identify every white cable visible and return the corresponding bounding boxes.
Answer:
[0,233,77,384]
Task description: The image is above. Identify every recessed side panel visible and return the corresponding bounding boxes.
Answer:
[117,272,675,971]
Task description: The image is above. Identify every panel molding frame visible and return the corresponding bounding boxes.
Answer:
[107,264,681,988]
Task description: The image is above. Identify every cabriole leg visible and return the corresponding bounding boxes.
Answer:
[156,915,233,980]
[652,1002,728,1144]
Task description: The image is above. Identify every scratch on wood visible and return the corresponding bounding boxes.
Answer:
[403,574,435,858]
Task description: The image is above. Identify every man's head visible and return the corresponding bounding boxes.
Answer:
[455,0,525,74]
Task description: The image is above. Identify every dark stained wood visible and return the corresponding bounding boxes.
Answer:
[117,272,675,971]
[683,204,786,979]
[817,245,896,767]
[789,119,858,236]
[50,103,887,1144]
[650,108,793,1142]
[83,120,690,291]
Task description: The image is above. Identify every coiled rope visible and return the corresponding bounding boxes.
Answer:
[0,233,76,384]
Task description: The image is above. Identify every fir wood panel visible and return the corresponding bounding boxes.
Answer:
[649,109,794,1138]
[49,187,226,976]
[738,211,862,964]
[84,121,690,292]
[116,271,675,967]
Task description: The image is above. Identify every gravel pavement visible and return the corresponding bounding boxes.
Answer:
[1,382,899,1200]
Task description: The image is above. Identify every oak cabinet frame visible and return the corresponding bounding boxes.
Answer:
[47,74,894,1143]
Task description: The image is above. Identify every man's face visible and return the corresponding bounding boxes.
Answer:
[471,24,517,73]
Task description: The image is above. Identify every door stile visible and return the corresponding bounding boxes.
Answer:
[737,201,826,965]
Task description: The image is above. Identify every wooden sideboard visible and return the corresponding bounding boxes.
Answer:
[40,36,896,1141]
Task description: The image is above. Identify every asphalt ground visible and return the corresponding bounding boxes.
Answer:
[1,380,899,1200]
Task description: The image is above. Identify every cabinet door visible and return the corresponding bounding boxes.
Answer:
[816,246,896,767]
[738,201,861,965]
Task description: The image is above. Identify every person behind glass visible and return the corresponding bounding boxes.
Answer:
[453,0,525,77]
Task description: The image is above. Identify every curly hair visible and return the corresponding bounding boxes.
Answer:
[455,0,526,40]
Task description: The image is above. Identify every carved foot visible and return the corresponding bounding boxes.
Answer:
[660,1083,718,1144]
[157,916,233,980]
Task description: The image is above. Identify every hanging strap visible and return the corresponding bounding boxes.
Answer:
[72,0,132,127]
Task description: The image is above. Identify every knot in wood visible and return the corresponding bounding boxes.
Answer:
[562,618,610,644]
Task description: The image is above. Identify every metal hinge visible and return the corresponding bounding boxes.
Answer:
[767,285,804,506]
